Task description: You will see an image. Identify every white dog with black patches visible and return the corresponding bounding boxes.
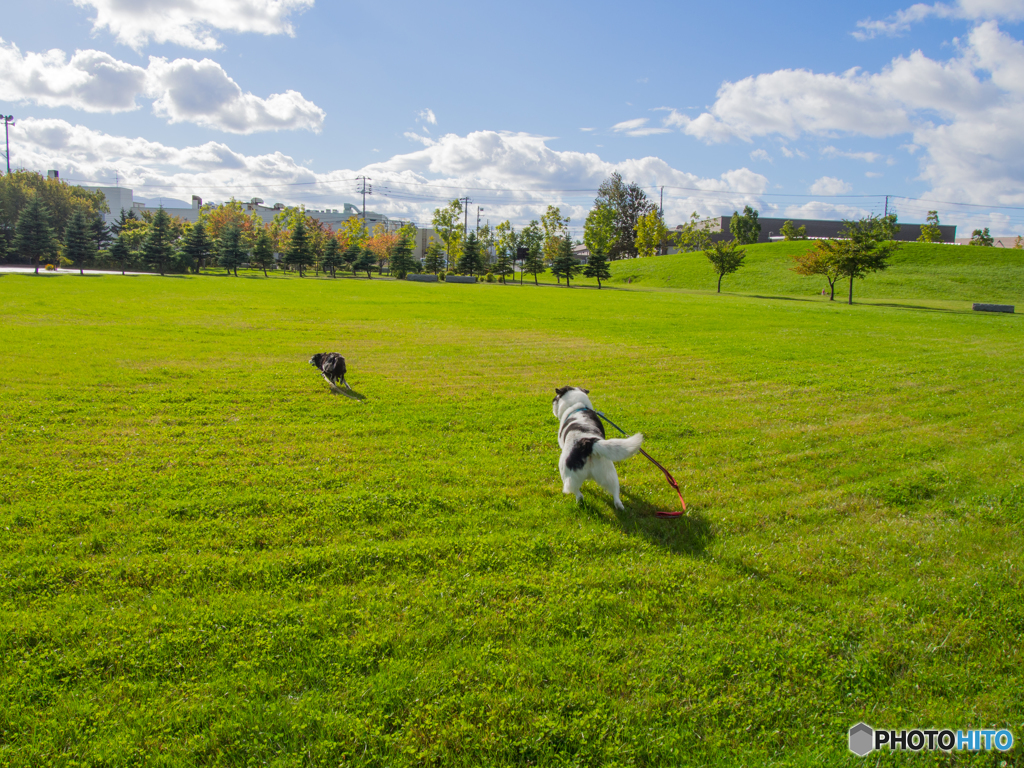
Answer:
[552,386,644,510]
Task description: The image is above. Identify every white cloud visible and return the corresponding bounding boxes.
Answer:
[671,22,1024,204]
[73,0,315,50]
[822,146,885,163]
[147,57,324,133]
[854,0,1024,39]
[865,171,884,177]
[0,40,324,133]
[780,146,808,159]
[750,149,773,162]
[611,117,670,136]
[810,176,853,195]
[13,120,769,227]
[417,108,437,125]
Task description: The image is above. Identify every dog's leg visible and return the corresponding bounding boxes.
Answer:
[562,472,585,504]
[592,458,624,511]
[321,372,342,393]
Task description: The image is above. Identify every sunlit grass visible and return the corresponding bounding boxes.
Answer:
[1,273,1021,766]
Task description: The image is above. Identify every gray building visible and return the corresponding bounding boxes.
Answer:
[710,215,956,243]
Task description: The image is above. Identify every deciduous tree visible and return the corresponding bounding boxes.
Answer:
[790,241,844,300]
[494,220,519,284]
[729,205,761,245]
[832,216,899,304]
[432,199,463,270]
[705,239,746,292]
[541,205,569,271]
[970,227,994,246]
[634,208,667,259]
[781,220,807,240]
[673,211,715,252]
[918,211,942,243]
[593,173,655,259]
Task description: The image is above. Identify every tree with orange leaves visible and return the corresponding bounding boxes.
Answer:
[365,223,399,275]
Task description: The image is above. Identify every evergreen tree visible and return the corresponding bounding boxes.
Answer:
[12,196,58,274]
[521,230,546,285]
[354,247,376,278]
[110,207,138,236]
[320,236,340,277]
[108,232,132,275]
[181,220,213,274]
[391,237,417,278]
[285,217,311,276]
[140,207,175,276]
[457,231,485,275]
[423,240,445,275]
[550,232,581,287]
[492,247,513,284]
[64,209,97,275]
[91,214,113,253]
[705,240,747,293]
[251,228,275,277]
[342,241,361,275]
[218,224,246,276]
[583,245,612,288]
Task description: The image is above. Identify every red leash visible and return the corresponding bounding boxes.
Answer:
[593,411,687,518]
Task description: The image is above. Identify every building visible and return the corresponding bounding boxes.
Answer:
[707,215,957,244]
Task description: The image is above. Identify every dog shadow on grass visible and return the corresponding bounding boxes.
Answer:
[577,489,713,557]
[332,387,367,402]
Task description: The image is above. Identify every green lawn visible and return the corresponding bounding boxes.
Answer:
[1,272,1021,766]
[552,241,1024,307]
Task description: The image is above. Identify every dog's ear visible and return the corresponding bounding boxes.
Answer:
[554,386,570,397]
[581,388,590,394]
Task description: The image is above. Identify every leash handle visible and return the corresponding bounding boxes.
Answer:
[592,411,687,516]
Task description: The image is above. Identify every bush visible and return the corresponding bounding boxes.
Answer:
[439,271,446,281]
[485,272,495,283]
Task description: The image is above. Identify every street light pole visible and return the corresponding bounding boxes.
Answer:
[3,116,14,175]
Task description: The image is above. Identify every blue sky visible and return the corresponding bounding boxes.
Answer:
[4,0,1024,235]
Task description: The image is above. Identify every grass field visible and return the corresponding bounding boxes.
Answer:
[1,270,1022,766]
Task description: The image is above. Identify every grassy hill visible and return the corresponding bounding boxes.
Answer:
[552,241,1024,305]
[1,273,1022,765]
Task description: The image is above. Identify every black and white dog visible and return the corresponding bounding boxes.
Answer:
[552,386,643,510]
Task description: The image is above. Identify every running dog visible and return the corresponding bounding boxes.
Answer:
[551,386,643,510]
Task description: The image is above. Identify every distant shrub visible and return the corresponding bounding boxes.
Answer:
[485,272,495,283]
[439,271,446,281]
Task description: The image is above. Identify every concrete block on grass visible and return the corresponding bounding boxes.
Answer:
[973,303,1015,313]
[406,274,438,282]
[445,275,478,284]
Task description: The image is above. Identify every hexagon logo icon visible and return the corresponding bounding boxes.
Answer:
[849,722,874,756]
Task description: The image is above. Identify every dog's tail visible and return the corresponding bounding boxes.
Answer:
[592,433,643,462]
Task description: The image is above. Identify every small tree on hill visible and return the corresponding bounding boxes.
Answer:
[550,231,581,287]
[583,247,612,288]
[13,196,59,274]
[218,224,246,276]
[64,209,97,275]
[140,208,175,275]
[781,220,807,240]
[705,240,746,293]
[970,228,994,247]
[634,208,667,259]
[832,216,899,304]
[791,241,844,300]
[674,211,715,252]
[918,211,942,243]
[729,206,761,245]
[520,220,545,285]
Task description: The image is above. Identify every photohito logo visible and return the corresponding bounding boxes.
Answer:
[848,723,1015,755]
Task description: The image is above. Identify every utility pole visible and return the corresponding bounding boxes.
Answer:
[459,196,471,238]
[476,206,484,235]
[2,116,14,175]
[659,186,664,217]
[356,176,372,229]
[884,195,889,218]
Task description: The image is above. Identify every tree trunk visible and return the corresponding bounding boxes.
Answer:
[35,257,39,275]
[234,267,238,277]
[829,280,835,301]
[263,266,267,277]
[597,278,602,289]
[848,276,854,305]
[717,273,723,293]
